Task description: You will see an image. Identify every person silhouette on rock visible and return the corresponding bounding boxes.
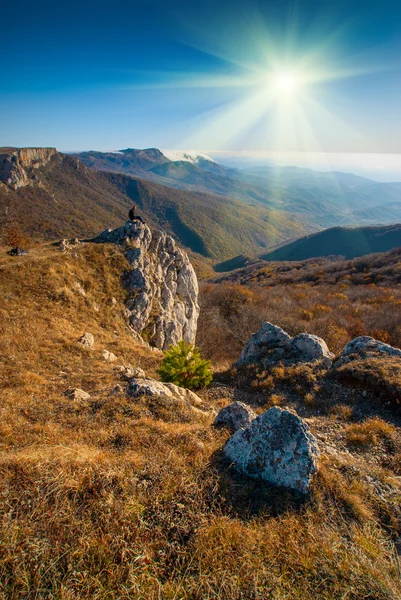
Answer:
[128,205,145,224]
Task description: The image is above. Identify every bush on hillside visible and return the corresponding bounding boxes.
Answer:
[158,340,213,389]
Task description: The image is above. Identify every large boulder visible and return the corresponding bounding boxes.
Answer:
[223,407,319,494]
[236,321,333,367]
[337,336,401,364]
[214,401,257,432]
[94,221,199,350]
[291,333,333,362]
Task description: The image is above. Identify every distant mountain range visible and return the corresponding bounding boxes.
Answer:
[72,147,401,229]
[0,148,306,260]
[2,146,401,265]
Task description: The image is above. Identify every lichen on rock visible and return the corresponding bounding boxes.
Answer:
[223,406,320,494]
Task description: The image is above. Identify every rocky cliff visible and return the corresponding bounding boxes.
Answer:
[94,220,199,350]
[0,147,57,190]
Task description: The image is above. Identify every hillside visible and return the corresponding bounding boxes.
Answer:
[0,148,308,260]
[1,240,401,598]
[259,224,401,262]
[214,246,401,288]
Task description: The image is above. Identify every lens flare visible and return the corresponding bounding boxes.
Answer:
[274,72,299,94]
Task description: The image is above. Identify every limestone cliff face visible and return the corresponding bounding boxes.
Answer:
[0,147,57,190]
[95,221,199,350]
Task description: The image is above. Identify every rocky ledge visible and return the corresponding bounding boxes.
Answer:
[0,147,57,190]
[94,220,199,350]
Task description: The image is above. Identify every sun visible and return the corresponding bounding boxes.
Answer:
[274,72,300,95]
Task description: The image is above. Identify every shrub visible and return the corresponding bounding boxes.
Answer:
[158,340,213,390]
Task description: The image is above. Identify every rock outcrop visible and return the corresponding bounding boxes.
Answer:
[94,221,199,350]
[127,377,202,406]
[223,406,319,494]
[336,336,401,366]
[214,401,257,432]
[126,377,213,418]
[236,322,333,367]
[0,147,57,190]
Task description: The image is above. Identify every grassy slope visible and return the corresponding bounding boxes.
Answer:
[260,224,401,261]
[0,243,401,598]
[0,152,308,261]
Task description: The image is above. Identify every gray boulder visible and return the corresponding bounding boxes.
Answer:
[237,322,291,365]
[214,401,257,432]
[340,336,401,361]
[236,321,333,367]
[291,333,333,362]
[94,221,199,350]
[223,406,319,494]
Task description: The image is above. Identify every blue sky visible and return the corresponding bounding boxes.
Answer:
[1,0,401,153]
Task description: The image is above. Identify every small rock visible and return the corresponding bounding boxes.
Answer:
[132,367,146,378]
[64,388,91,401]
[59,239,70,252]
[7,247,28,256]
[102,350,117,362]
[77,332,94,348]
[110,297,117,306]
[223,406,319,494]
[214,401,257,432]
[127,378,202,405]
[73,282,86,297]
[115,365,146,380]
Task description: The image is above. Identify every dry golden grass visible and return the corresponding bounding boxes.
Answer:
[345,418,397,448]
[1,244,401,599]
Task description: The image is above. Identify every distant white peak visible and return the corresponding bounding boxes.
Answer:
[162,149,215,164]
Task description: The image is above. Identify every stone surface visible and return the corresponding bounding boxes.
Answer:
[214,401,257,432]
[338,336,401,363]
[115,365,145,380]
[64,388,91,401]
[291,333,333,362]
[102,350,117,362]
[127,377,201,404]
[126,377,212,417]
[236,321,334,367]
[94,221,199,350]
[0,147,57,190]
[77,332,94,348]
[223,406,319,494]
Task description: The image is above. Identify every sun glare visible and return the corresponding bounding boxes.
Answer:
[274,72,300,95]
